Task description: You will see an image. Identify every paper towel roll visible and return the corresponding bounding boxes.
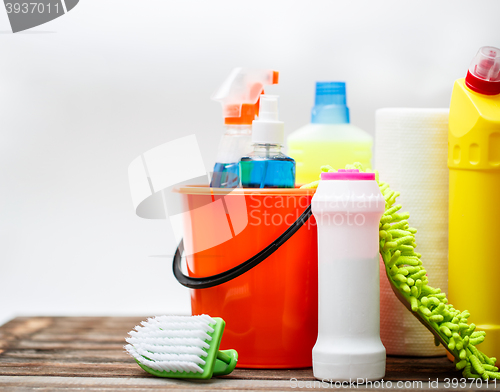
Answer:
[375,108,449,356]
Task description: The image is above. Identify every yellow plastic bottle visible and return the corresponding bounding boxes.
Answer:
[287,82,372,185]
[448,46,500,360]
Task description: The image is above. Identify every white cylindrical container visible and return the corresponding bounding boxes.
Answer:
[312,169,386,382]
[375,108,448,356]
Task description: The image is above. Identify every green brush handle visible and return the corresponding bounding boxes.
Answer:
[212,349,238,376]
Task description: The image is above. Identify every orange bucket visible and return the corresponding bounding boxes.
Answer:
[174,186,318,368]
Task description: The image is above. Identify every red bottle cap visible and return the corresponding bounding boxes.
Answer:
[465,46,500,95]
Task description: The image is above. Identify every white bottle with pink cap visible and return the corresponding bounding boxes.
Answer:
[311,169,386,381]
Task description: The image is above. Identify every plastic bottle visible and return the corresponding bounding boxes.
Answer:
[210,68,279,188]
[287,82,373,185]
[311,169,386,381]
[239,95,295,188]
[448,46,500,359]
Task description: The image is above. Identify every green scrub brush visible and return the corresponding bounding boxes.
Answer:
[302,162,500,380]
[125,315,238,379]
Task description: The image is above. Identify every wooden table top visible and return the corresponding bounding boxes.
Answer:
[0,317,467,391]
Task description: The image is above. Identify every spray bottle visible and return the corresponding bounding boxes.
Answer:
[239,95,295,188]
[448,46,500,359]
[287,82,372,185]
[210,68,279,188]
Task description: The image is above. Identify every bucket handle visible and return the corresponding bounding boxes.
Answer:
[173,205,312,289]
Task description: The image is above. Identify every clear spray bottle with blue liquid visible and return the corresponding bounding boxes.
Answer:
[240,95,295,188]
[210,68,279,188]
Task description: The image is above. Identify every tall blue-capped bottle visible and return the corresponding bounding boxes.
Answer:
[239,95,295,188]
[287,82,372,185]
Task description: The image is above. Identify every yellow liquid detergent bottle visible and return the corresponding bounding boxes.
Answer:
[287,82,372,185]
[448,46,500,360]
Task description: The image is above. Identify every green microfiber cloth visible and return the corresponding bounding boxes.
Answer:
[302,162,500,380]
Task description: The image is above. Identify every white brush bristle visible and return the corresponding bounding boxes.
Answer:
[125,314,216,374]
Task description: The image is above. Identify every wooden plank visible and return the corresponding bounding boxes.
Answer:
[0,317,465,389]
[1,349,130,362]
[13,340,124,350]
[0,375,303,391]
[0,359,459,382]
[27,333,127,343]
[0,317,144,333]
[0,362,147,378]
[0,375,471,391]
[28,317,146,330]
[0,318,53,355]
[9,316,147,345]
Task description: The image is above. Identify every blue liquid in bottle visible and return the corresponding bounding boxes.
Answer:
[210,162,240,188]
[210,124,252,188]
[240,144,295,188]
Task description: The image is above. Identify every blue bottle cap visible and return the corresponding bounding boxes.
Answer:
[311,82,350,124]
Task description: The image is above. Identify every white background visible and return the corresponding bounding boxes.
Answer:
[1,0,499,325]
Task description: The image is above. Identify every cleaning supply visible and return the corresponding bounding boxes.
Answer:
[375,108,449,356]
[210,68,279,188]
[172,185,317,368]
[125,315,238,379]
[129,135,317,369]
[302,163,500,380]
[240,95,295,188]
[287,82,372,185]
[311,167,386,381]
[448,46,500,361]
[376,170,500,380]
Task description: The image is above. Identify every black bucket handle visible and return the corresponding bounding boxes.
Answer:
[173,205,313,289]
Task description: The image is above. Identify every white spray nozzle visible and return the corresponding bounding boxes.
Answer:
[252,95,285,145]
[259,94,280,121]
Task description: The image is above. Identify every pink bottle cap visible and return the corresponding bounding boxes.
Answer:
[321,169,375,181]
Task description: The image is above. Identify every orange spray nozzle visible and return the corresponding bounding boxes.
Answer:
[212,68,279,125]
